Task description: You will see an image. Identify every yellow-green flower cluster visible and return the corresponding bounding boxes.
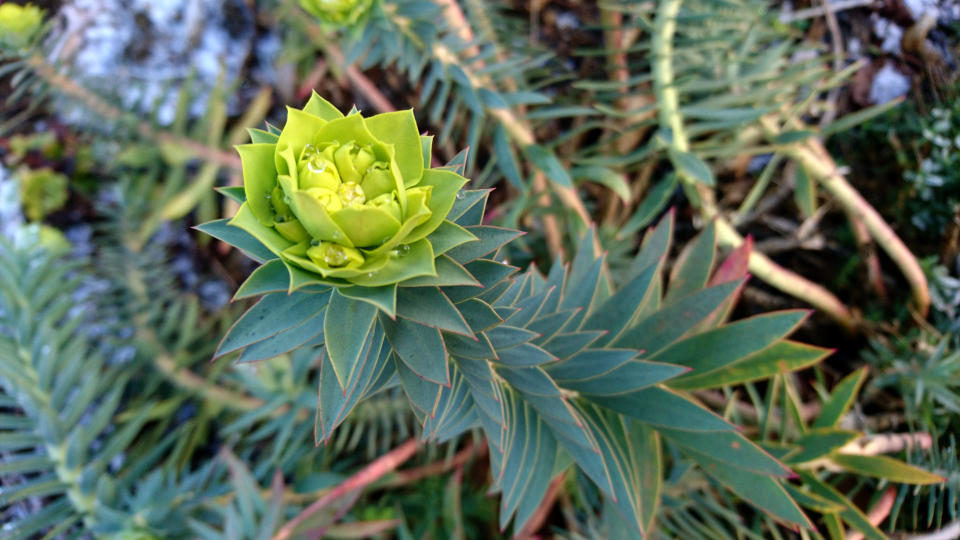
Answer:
[0,3,44,51]
[18,167,68,222]
[300,0,375,27]
[230,92,468,288]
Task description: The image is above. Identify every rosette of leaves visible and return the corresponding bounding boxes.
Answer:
[227,93,468,288]
[300,0,375,29]
[202,131,856,535]
[0,2,44,52]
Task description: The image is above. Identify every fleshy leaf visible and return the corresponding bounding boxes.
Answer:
[405,169,470,243]
[237,144,280,224]
[324,289,380,389]
[365,110,424,188]
[381,314,450,386]
[304,91,346,122]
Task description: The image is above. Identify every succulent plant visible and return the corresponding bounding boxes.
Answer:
[299,0,376,28]
[201,127,833,533]
[0,2,44,51]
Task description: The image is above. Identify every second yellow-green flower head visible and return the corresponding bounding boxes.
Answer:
[0,3,44,51]
[230,92,468,288]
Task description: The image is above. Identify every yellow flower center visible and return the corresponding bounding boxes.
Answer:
[338,182,366,206]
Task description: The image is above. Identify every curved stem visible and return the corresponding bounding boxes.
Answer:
[651,0,856,330]
[271,438,420,540]
[764,118,931,317]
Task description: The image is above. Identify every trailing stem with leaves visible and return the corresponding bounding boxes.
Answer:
[200,96,941,536]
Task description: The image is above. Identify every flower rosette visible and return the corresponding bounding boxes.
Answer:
[0,3,44,52]
[227,92,471,298]
[299,0,375,28]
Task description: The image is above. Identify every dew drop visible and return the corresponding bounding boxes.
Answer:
[367,271,377,277]
[264,191,271,199]
[310,239,321,247]
[332,230,344,240]
[456,190,466,200]
[501,259,509,265]
[307,159,327,174]
[391,244,411,258]
[302,144,319,158]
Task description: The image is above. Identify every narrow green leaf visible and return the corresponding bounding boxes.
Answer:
[396,354,443,417]
[798,471,886,540]
[822,97,904,136]
[669,150,715,186]
[812,368,867,429]
[772,130,816,144]
[238,309,324,363]
[324,289,379,389]
[588,386,733,431]
[695,453,813,530]
[783,428,861,464]
[830,454,944,485]
[215,185,248,203]
[668,341,830,390]
[571,166,632,203]
[783,483,847,514]
[794,164,817,217]
[493,125,524,189]
[620,174,678,237]
[664,222,716,302]
[652,310,808,373]
[491,343,557,367]
[427,220,478,256]
[195,219,276,263]
[458,298,503,333]
[613,280,743,355]
[401,255,480,287]
[628,209,674,279]
[234,259,291,300]
[338,284,398,317]
[215,291,330,358]
[446,226,523,265]
[396,286,472,335]
[663,429,792,477]
[381,314,450,386]
[558,360,687,395]
[525,144,573,188]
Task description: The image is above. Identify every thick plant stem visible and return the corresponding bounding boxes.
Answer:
[651,0,855,330]
[764,118,931,317]
[271,438,420,540]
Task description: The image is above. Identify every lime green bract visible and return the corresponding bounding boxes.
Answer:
[300,0,375,27]
[0,2,44,51]
[230,93,468,289]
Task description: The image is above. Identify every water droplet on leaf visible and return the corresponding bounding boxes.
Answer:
[333,230,344,240]
[391,244,410,258]
[264,192,271,199]
[456,190,466,200]
[307,160,326,174]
